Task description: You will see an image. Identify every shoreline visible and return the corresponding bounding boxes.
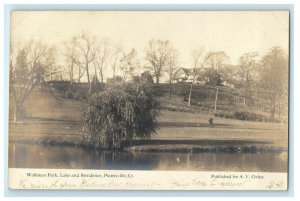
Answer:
[9,137,287,153]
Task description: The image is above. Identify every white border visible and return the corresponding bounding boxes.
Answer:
[1,0,298,200]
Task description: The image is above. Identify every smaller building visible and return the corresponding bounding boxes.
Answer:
[222,80,235,88]
[173,67,207,84]
[173,68,192,83]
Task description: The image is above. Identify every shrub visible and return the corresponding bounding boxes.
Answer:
[72,86,89,100]
[82,83,160,149]
[64,90,72,99]
[140,71,154,84]
[49,81,104,101]
[233,111,263,121]
[213,110,272,122]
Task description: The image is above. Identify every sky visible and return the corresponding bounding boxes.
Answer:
[10,11,289,81]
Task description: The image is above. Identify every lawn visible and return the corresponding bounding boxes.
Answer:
[9,89,288,150]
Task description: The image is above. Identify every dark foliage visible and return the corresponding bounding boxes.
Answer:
[82,83,160,149]
[48,81,104,100]
[214,111,279,122]
[140,71,154,84]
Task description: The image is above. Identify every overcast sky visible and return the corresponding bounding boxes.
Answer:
[11,11,289,80]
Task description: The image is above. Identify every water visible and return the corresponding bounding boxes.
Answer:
[9,143,287,172]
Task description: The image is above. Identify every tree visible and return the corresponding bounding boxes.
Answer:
[82,83,160,149]
[203,51,230,113]
[259,47,288,118]
[10,40,56,123]
[219,65,236,85]
[120,49,140,81]
[110,44,122,78]
[94,39,110,83]
[238,52,259,111]
[188,48,210,106]
[166,47,178,97]
[145,39,172,83]
[204,51,229,85]
[63,37,79,85]
[73,32,96,93]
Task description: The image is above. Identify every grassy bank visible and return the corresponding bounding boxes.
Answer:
[9,88,288,153]
[9,114,288,153]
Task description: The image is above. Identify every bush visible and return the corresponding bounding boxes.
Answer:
[233,111,264,121]
[64,90,72,99]
[214,110,271,122]
[72,86,89,100]
[48,81,104,101]
[82,83,160,149]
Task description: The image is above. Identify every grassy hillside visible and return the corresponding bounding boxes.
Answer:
[38,81,287,123]
[151,83,287,122]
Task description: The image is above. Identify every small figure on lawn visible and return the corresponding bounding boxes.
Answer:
[208,117,214,126]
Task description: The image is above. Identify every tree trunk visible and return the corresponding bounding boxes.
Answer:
[169,80,172,97]
[243,85,248,106]
[86,65,91,94]
[78,67,81,83]
[70,63,74,85]
[156,76,160,84]
[13,102,21,123]
[100,69,104,83]
[188,82,193,106]
[270,95,276,118]
[94,66,98,82]
[214,86,219,114]
[113,63,116,78]
[278,94,282,117]
[13,103,18,123]
[249,95,252,117]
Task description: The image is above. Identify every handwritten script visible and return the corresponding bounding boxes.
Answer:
[9,169,288,190]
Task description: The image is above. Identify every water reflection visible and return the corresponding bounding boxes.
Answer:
[9,143,287,172]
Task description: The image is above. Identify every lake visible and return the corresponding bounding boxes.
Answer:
[9,143,287,172]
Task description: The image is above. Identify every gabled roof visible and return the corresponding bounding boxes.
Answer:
[175,67,193,76]
[184,68,194,75]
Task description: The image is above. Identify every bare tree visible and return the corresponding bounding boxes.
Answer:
[94,39,110,83]
[166,47,179,97]
[145,39,171,83]
[120,49,140,82]
[73,32,96,93]
[238,52,259,112]
[205,51,229,85]
[62,37,78,85]
[110,44,122,78]
[10,40,56,123]
[77,64,85,83]
[188,48,209,106]
[204,51,229,113]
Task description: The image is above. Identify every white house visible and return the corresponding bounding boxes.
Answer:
[173,67,206,84]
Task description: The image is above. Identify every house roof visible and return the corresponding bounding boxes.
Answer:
[175,67,194,76]
[183,68,194,75]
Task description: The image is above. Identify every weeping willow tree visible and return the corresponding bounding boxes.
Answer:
[82,83,160,149]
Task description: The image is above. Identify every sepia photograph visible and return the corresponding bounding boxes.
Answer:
[8,11,289,190]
